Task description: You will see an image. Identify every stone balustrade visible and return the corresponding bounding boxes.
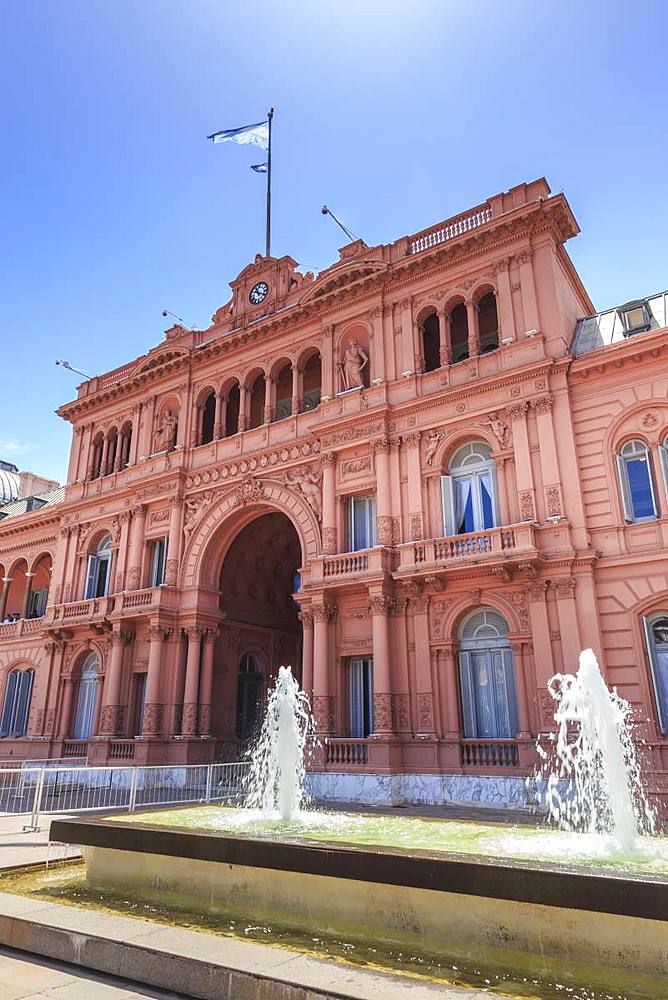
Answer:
[325,738,369,766]
[398,523,537,576]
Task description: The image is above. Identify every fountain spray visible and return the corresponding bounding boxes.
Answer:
[535,649,655,851]
[244,665,312,821]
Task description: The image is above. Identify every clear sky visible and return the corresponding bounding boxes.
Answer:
[1,0,667,484]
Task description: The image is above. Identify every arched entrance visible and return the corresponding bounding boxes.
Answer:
[213,511,302,748]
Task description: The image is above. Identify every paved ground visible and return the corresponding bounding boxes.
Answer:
[0,946,188,999]
[0,814,80,871]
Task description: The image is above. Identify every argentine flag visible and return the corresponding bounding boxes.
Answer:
[251,163,268,173]
[207,120,269,150]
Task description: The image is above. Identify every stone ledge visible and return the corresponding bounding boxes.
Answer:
[0,890,478,1000]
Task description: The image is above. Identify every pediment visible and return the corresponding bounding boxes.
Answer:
[133,347,189,376]
[299,259,388,305]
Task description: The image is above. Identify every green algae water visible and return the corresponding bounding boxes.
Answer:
[1,860,665,1000]
[109,805,668,877]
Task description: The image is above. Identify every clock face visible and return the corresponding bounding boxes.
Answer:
[249,281,269,305]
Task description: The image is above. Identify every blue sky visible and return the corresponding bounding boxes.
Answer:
[1,0,667,484]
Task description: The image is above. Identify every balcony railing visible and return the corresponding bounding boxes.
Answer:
[325,738,369,766]
[120,588,156,611]
[305,546,393,587]
[0,616,47,641]
[398,523,537,575]
[108,740,136,761]
[460,739,519,768]
[62,740,89,759]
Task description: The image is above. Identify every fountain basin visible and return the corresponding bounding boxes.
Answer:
[50,812,668,979]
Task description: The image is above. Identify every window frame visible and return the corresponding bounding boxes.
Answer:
[643,613,668,735]
[441,442,500,537]
[348,657,374,738]
[85,535,112,600]
[347,494,377,552]
[150,537,168,587]
[0,669,34,738]
[615,439,658,523]
[72,655,99,741]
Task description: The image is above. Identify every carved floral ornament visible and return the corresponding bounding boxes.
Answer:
[185,439,321,490]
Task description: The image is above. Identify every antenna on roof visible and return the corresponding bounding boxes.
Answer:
[55,360,93,379]
[321,205,359,243]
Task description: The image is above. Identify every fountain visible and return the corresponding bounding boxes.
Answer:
[47,654,668,991]
[535,648,656,852]
[244,665,311,821]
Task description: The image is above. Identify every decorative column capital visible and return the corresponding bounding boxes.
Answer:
[148,625,171,643]
[132,503,148,518]
[505,401,528,421]
[530,394,554,414]
[298,608,315,629]
[552,577,576,600]
[372,436,391,454]
[185,625,205,642]
[526,580,548,602]
[368,594,393,617]
[312,603,336,623]
[402,431,421,448]
[321,451,337,467]
[111,628,133,647]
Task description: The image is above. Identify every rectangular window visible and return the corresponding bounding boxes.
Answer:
[0,670,33,738]
[131,673,147,736]
[28,588,48,619]
[150,538,168,587]
[348,495,376,551]
[348,658,374,738]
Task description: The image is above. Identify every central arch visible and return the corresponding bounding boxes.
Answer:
[210,510,304,748]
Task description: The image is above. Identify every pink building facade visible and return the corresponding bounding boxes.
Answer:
[1,177,667,810]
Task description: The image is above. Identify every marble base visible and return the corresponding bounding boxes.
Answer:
[306,771,534,810]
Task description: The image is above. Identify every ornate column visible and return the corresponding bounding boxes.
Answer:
[190,404,203,447]
[298,608,315,699]
[100,628,133,735]
[389,597,410,732]
[143,625,171,736]
[213,391,224,439]
[0,577,11,620]
[264,376,274,424]
[181,626,203,736]
[530,395,563,520]
[312,603,335,733]
[140,395,157,459]
[403,433,424,540]
[373,437,393,546]
[441,641,460,738]
[92,673,105,736]
[551,578,581,674]
[526,581,554,687]
[505,401,535,522]
[165,496,183,587]
[128,404,141,465]
[412,595,436,736]
[291,364,302,415]
[493,258,515,341]
[368,305,385,382]
[126,503,148,591]
[466,300,480,357]
[100,434,110,478]
[398,297,414,376]
[198,629,216,736]
[320,325,334,401]
[437,306,452,366]
[510,641,532,739]
[370,594,393,735]
[58,678,74,738]
[321,452,337,554]
[517,249,540,333]
[20,573,35,620]
[237,383,247,432]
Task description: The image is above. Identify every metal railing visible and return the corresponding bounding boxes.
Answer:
[0,761,249,831]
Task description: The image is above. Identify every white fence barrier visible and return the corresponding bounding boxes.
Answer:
[0,762,249,832]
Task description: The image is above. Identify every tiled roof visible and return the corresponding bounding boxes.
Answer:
[0,485,66,521]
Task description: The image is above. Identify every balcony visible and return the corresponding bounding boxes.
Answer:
[50,597,116,627]
[0,616,46,642]
[396,523,538,578]
[305,546,394,587]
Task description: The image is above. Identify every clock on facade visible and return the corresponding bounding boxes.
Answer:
[249,281,269,305]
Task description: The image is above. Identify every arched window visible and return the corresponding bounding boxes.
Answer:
[85,534,112,599]
[644,614,668,734]
[477,293,499,353]
[90,434,104,480]
[200,392,216,445]
[450,303,469,363]
[0,669,33,737]
[72,653,99,740]
[441,442,498,536]
[458,610,518,739]
[302,352,322,411]
[225,383,240,437]
[236,653,262,742]
[248,374,266,430]
[616,440,657,522]
[421,313,440,372]
[274,363,293,421]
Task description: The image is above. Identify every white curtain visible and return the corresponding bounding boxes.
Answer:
[73,663,99,739]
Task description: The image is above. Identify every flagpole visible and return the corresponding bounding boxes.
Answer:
[265,107,274,257]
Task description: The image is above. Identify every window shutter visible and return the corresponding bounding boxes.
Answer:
[349,660,363,738]
[14,671,33,737]
[501,648,519,738]
[458,651,476,738]
[647,456,659,517]
[368,496,377,547]
[615,455,633,521]
[441,475,456,536]
[85,556,97,600]
[660,446,668,510]
[0,673,18,737]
